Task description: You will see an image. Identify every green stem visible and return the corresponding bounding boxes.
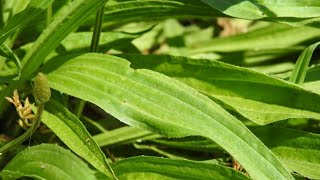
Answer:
[0,0,4,29]
[75,5,105,117]
[90,5,105,52]
[46,4,52,27]
[0,104,45,155]
[75,100,86,118]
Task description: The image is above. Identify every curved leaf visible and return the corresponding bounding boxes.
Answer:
[290,41,320,84]
[43,53,293,179]
[200,0,320,20]
[121,54,320,125]
[0,144,96,180]
[112,156,249,180]
[41,99,115,178]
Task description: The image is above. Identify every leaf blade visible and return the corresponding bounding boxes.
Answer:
[42,99,114,178]
[112,156,250,180]
[44,53,293,179]
[0,144,96,180]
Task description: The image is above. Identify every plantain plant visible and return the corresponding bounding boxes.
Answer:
[0,0,319,179]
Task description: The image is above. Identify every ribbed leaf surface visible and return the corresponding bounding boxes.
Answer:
[112,156,249,180]
[0,144,96,180]
[121,54,320,125]
[43,53,293,180]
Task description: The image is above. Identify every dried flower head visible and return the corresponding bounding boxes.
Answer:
[5,89,35,128]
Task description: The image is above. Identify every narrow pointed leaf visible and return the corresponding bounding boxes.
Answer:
[41,99,114,178]
[121,54,320,124]
[289,41,320,84]
[43,53,293,179]
[0,144,96,180]
[112,156,250,180]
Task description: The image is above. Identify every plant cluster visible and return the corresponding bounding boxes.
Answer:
[0,0,319,179]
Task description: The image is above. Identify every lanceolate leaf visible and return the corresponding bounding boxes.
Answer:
[121,54,320,125]
[112,156,250,180]
[43,53,293,179]
[200,0,320,20]
[0,144,96,180]
[42,99,115,178]
[289,41,320,84]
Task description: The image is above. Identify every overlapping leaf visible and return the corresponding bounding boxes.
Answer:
[42,99,114,178]
[112,156,249,179]
[0,0,106,109]
[290,41,320,84]
[120,54,320,124]
[43,53,293,179]
[85,0,224,27]
[0,144,96,180]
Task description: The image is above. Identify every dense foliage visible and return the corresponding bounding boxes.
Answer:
[0,0,320,179]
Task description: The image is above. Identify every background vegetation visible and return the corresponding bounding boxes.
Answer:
[0,0,320,179]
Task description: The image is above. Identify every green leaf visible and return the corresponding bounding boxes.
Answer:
[20,0,106,80]
[121,54,320,125]
[188,24,320,55]
[93,126,160,147]
[43,53,293,180]
[0,144,96,180]
[252,126,320,179]
[150,126,320,179]
[0,0,54,45]
[112,156,250,180]
[289,41,320,84]
[88,0,224,27]
[0,0,106,109]
[200,0,320,20]
[41,99,115,178]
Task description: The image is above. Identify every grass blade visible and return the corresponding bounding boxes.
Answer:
[289,42,320,84]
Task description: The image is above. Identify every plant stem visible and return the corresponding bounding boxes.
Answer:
[0,0,4,29]
[75,5,105,118]
[90,5,105,52]
[0,104,44,155]
[46,3,52,27]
